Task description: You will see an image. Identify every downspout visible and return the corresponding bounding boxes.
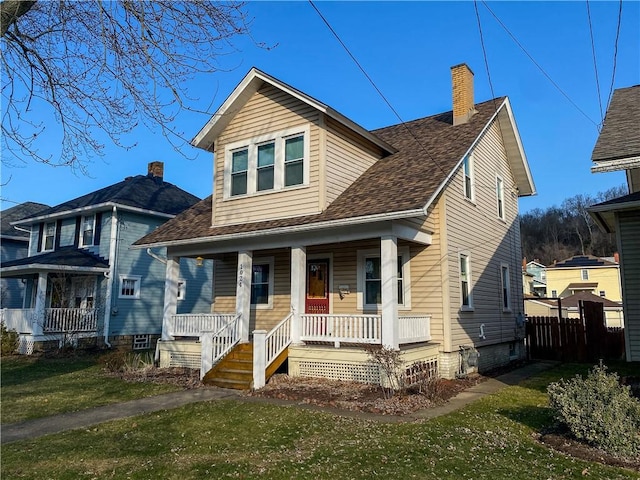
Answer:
[146,248,167,264]
[103,206,118,348]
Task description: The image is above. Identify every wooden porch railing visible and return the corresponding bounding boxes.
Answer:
[398,315,432,344]
[200,314,241,380]
[1,308,35,333]
[44,308,98,333]
[253,313,292,389]
[170,313,236,337]
[301,314,382,347]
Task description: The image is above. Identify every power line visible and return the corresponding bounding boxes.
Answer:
[479,0,599,129]
[586,0,604,128]
[605,0,623,111]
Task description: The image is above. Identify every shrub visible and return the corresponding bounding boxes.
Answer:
[547,364,640,459]
[365,345,406,398]
[100,350,155,373]
[1,324,19,356]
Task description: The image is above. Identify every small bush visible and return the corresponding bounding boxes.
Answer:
[547,364,640,459]
[100,350,155,373]
[365,345,406,398]
[1,324,19,356]
[100,350,127,372]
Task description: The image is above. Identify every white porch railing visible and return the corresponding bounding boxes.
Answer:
[170,313,236,337]
[301,314,382,347]
[44,308,98,333]
[399,315,432,344]
[1,308,35,333]
[253,313,293,389]
[200,314,241,380]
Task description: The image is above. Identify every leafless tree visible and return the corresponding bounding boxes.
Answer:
[1,0,258,172]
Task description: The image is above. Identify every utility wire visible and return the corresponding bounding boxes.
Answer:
[586,0,604,128]
[605,0,623,111]
[480,0,599,128]
[307,0,450,178]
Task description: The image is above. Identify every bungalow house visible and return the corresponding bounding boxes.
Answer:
[134,65,536,388]
[525,259,547,297]
[1,202,50,309]
[588,84,640,361]
[0,162,213,354]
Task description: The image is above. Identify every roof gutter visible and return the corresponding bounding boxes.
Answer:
[133,207,425,250]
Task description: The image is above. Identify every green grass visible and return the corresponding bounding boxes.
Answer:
[1,354,180,423]
[2,362,639,479]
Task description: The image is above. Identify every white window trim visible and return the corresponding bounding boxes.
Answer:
[462,154,475,203]
[118,275,141,299]
[177,279,186,301]
[223,125,310,199]
[79,214,96,247]
[42,221,56,252]
[251,256,275,310]
[500,262,511,312]
[496,175,505,221]
[459,251,474,311]
[581,269,589,280]
[356,247,411,311]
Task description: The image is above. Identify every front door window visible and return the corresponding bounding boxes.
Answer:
[305,260,329,314]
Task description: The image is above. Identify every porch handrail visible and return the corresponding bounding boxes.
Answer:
[398,315,432,344]
[170,313,236,337]
[44,308,98,333]
[200,314,241,380]
[0,308,35,334]
[253,312,293,389]
[301,314,381,347]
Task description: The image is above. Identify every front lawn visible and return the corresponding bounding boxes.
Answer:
[1,354,180,423]
[2,362,638,479]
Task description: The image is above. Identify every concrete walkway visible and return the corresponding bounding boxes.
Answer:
[1,360,558,444]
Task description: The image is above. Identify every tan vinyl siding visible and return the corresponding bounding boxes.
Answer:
[618,211,640,361]
[324,117,384,207]
[213,85,321,225]
[444,121,524,353]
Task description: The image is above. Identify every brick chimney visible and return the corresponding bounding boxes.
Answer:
[614,252,620,264]
[147,161,164,180]
[451,63,476,126]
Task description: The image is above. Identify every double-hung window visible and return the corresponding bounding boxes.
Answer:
[119,275,141,299]
[462,155,473,201]
[225,126,309,198]
[500,263,511,311]
[496,176,505,220]
[581,269,589,280]
[80,214,95,247]
[42,222,56,251]
[358,248,411,310]
[460,252,473,309]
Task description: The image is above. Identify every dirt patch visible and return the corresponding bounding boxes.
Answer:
[247,374,484,416]
[106,367,203,389]
[538,431,640,472]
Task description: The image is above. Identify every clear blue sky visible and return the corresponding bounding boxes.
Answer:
[2,1,638,214]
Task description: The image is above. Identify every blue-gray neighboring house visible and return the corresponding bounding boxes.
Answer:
[1,202,50,309]
[0,162,213,353]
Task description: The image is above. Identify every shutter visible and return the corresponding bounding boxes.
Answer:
[73,216,81,247]
[94,212,103,246]
[54,219,62,249]
[37,223,44,252]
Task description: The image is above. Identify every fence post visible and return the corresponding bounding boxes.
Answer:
[200,332,213,380]
[253,330,267,389]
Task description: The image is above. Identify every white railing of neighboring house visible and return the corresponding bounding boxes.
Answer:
[301,314,382,347]
[200,314,241,380]
[253,313,292,389]
[398,315,432,344]
[170,313,236,337]
[0,308,35,334]
[44,308,98,333]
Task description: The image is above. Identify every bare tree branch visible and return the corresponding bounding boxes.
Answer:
[1,0,260,171]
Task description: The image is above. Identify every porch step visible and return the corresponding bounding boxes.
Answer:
[203,342,254,390]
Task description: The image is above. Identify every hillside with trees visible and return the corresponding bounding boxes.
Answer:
[520,185,627,266]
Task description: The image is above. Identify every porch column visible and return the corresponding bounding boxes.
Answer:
[236,250,252,343]
[381,235,399,349]
[290,245,306,344]
[33,273,47,336]
[162,256,180,341]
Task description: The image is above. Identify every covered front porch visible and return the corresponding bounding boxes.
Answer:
[156,219,440,389]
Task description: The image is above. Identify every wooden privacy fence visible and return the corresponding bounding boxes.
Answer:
[526,300,626,362]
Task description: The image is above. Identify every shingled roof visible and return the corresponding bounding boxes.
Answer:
[1,246,109,272]
[592,84,640,163]
[548,255,618,268]
[135,97,510,247]
[1,202,49,239]
[13,175,201,224]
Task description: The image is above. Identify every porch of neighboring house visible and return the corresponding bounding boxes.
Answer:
[156,234,440,390]
[0,272,102,354]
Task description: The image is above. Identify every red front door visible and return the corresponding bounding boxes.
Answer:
[305,259,330,314]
